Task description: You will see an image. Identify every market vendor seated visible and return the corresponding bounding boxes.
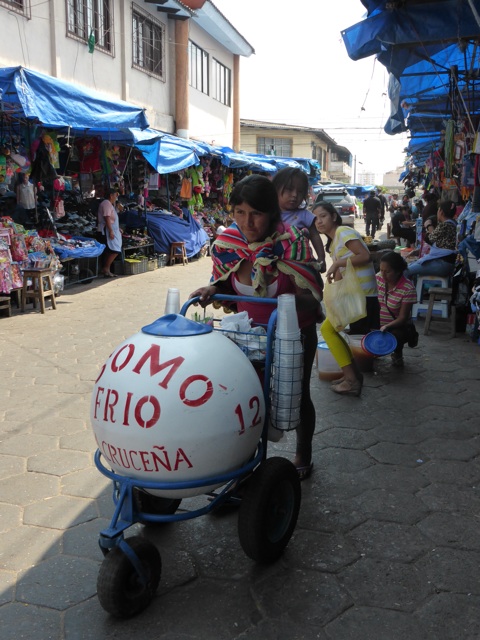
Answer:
[391,205,416,247]
[405,199,457,281]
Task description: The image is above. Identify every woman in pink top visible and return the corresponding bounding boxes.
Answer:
[191,175,323,480]
[377,251,417,368]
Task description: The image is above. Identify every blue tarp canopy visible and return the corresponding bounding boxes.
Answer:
[146,210,209,257]
[342,1,480,167]
[0,66,149,132]
[135,132,202,174]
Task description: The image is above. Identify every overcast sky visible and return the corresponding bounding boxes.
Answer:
[213,0,408,179]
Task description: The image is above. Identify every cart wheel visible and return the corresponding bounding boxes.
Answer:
[238,457,301,563]
[97,536,161,618]
[133,488,181,517]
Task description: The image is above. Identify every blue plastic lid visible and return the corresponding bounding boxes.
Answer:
[142,314,213,336]
[317,341,330,351]
[362,330,397,356]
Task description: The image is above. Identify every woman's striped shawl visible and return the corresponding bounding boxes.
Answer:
[211,222,323,301]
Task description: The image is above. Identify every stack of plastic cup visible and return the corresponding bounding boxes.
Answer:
[164,287,181,315]
[276,293,301,340]
[270,294,303,431]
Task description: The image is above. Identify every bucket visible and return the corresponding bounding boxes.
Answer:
[346,334,375,372]
[316,341,343,381]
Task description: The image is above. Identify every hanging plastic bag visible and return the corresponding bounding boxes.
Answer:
[323,258,367,331]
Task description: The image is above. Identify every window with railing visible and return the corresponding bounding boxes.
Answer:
[132,4,165,78]
[189,41,209,94]
[212,58,231,106]
[257,137,292,157]
[0,0,30,18]
[66,0,112,52]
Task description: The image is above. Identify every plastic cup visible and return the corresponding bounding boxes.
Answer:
[276,294,300,337]
[164,287,180,314]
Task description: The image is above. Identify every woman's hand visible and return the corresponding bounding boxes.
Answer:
[189,285,217,307]
[326,261,341,283]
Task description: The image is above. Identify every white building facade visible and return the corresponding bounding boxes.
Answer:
[0,0,253,148]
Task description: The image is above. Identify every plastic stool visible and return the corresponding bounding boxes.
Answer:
[169,242,188,266]
[21,269,57,314]
[424,287,455,337]
[412,275,450,319]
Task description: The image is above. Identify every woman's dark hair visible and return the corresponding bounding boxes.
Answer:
[312,200,342,225]
[229,174,281,235]
[311,201,342,252]
[437,199,456,219]
[272,167,309,202]
[379,251,407,273]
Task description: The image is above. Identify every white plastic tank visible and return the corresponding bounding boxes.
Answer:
[91,314,265,498]
[316,341,343,381]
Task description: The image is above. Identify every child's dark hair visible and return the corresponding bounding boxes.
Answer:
[379,250,407,273]
[272,167,309,202]
[229,174,281,235]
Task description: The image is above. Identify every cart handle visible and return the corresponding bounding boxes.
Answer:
[180,294,278,317]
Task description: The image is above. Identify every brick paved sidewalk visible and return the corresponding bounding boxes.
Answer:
[1,251,480,640]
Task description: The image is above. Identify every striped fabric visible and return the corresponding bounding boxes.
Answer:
[330,226,377,296]
[211,222,323,301]
[377,274,417,325]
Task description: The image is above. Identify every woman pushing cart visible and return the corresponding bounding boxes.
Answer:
[92,174,323,618]
[191,174,324,480]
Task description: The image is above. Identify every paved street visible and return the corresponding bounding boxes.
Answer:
[1,234,480,639]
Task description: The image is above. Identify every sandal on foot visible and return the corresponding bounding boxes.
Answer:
[332,372,363,386]
[296,462,314,481]
[331,379,362,397]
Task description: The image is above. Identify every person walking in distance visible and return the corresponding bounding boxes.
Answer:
[363,190,381,239]
[376,189,387,227]
[96,188,122,277]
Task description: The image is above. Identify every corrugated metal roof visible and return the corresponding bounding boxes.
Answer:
[240,119,337,145]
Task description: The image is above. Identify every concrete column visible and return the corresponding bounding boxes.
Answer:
[49,0,58,76]
[175,20,189,139]
[119,0,127,101]
[232,54,240,151]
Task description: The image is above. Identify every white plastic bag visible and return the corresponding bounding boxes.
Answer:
[323,258,367,331]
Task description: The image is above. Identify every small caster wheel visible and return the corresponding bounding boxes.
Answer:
[97,536,161,617]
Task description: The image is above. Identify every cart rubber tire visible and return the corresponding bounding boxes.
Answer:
[96,536,161,617]
[238,457,301,563]
[133,488,181,518]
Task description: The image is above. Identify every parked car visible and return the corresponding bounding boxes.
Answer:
[313,188,357,227]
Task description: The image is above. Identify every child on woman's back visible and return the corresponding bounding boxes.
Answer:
[272,168,326,271]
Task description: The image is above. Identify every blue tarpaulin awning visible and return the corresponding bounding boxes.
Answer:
[0,66,149,132]
[341,1,480,168]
